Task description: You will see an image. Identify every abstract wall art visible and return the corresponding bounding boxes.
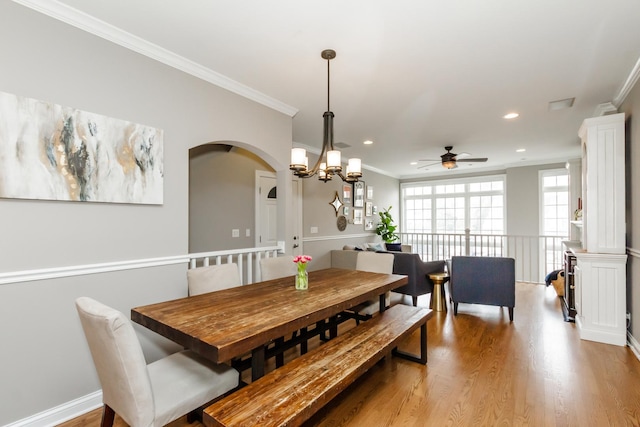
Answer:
[0,91,163,204]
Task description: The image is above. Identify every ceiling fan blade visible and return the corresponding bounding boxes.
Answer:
[417,162,439,169]
[457,157,488,162]
[418,159,440,162]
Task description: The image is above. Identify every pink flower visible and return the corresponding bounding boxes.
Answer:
[293,255,312,264]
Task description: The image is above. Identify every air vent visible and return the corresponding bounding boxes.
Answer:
[548,97,575,111]
[334,142,351,149]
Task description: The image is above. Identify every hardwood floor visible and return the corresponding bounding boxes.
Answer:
[60,283,640,426]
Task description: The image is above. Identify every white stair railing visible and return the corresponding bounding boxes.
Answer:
[398,232,567,284]
[188,241,285,284]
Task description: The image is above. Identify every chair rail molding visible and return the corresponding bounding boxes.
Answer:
[0,255,189,286]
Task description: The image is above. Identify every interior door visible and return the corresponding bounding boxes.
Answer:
[256,172,278,247]
[255,172,303,253]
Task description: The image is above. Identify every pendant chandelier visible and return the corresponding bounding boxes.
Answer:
[290,49,362,183]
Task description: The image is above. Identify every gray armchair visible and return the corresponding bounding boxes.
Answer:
[450,256,516,321]
[389,252,445,306]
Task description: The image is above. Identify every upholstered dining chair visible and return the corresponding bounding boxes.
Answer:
[351,251,402,317]
[260,256,297,281]
[75,297,239,427]
[187,262,241,296]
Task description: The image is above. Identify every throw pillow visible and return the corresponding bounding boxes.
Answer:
[367,243,385,252]
[385,243,402,252]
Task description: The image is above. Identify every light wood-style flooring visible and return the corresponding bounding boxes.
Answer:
[60,283,640,426]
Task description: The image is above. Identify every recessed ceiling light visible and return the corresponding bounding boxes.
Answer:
[363,140,373,145]
[503,113,519,119]
[410,161,418,166]
[516,148,526,152]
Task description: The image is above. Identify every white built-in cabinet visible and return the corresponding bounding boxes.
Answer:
[573,113,627,346]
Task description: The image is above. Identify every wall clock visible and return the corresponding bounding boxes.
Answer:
[337,215,347,231]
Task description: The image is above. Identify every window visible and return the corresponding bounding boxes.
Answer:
[539,169,569,275]
[402,175,505,235]
[540,170,569,237]
[401,175,505,259]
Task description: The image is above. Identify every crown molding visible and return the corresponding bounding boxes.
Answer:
[12,0,298,118]
[613,55,640,107]
[593,102,618,116]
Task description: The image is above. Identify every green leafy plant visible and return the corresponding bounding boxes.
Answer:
[375,206,399,243]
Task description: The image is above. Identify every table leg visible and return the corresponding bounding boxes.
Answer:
[379,293,386,313]
[251,346,265,381]
[329,315,338,339]
[300,327,308,354]
[275,337,284,367]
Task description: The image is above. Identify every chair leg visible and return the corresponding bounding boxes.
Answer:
[100,405,115,427]
[412,295,418,306]
[187,409,201,424]
[508,307,514,322]
[453,302,458,316]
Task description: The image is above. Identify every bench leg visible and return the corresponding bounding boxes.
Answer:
[379,294,386,313]
[392,322,427,364]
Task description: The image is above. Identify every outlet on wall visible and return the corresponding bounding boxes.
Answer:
[232,229,240,238]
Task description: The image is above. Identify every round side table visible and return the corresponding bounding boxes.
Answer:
[428,272,450,312]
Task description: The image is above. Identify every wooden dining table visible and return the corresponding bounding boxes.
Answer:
[131,267,408,380]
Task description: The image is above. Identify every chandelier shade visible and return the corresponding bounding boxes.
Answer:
[290,49,362,183]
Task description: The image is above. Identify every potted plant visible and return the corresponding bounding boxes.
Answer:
[376,206,401,251]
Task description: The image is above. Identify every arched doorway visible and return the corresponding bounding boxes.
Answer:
[188,142,301,255]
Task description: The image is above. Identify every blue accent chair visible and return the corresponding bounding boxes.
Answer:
[450,256,516,321]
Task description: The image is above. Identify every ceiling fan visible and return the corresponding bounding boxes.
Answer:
[418,146,488,170]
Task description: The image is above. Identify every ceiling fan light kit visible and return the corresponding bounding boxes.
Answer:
[290,49,362,183]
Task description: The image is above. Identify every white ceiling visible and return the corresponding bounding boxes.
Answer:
[22,0,640,179]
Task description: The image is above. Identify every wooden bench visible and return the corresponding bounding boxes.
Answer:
[203,304,433,427]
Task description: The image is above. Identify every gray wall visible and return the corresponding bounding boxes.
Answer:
[301,159,400,270]
[620,78,640,341]
[0,3,292,425]
[189,145,274,252]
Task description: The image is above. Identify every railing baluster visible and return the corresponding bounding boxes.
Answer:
[398,232,566,284]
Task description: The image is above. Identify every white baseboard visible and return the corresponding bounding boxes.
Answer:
[3,391,102,427]
[628,332,640,362]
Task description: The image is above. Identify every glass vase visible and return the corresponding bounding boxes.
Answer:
[295,269,308,290]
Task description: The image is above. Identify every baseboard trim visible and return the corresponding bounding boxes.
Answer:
[3,391,102,427]
[628,332,640,362]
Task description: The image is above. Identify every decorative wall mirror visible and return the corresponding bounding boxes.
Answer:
[329,191,343,216]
